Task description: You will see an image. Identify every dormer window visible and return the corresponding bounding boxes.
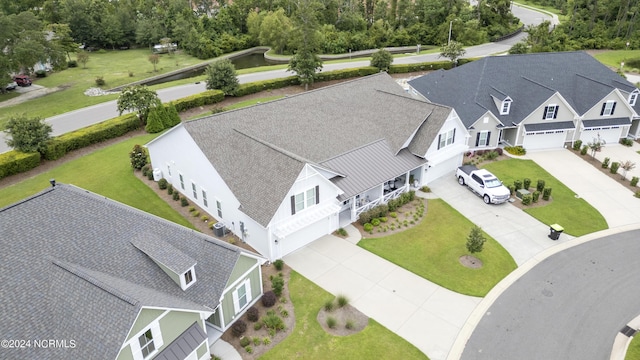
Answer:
[180,266,196,290]
[500,98,512,115]
[600,100,617,116]
[184,269,194,285]
[629,90,639,106]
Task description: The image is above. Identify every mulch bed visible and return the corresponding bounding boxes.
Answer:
[353,198,427,238]
[569,148,640,193]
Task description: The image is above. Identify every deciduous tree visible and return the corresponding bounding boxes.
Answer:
[77,52,89,69]
[117,85,160,125]
[205,59,239,95]
[4,115,52,154]
[370,49,393,71]
[440,40,466,65]
[148,54,160,72]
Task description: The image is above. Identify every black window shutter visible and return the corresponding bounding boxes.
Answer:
[553,106,558,119]
[611,102,616,115]
[543,106,548,119]
[452,128,456,142]
[315,185,320,204]
[486,132,491,145]
[437,134,441,149]
[290,195,295,215]
[475,132,480,146]
[600,103,606,116]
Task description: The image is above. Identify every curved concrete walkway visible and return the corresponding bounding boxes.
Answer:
[284,225,482,360]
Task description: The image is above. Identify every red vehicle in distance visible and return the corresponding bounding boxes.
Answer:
[14,75,32,87]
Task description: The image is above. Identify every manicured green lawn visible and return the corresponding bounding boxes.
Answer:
[0,134,193,229]
[483,158,608,236]
[625,335,640,360]
[0,49,203,128]
[593,50,640,72]
[261,271,428,360]
[359,199,517,297]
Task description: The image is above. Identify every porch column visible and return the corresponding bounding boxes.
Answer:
[379,184,384,199]
[350,197,356,223]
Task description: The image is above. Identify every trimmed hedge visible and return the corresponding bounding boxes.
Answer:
[316,67,378,81]
[234,76,300,97]
[43,113,140,160]
[389,61,452,73]
[0,150,41,179]
[171,89,225,112]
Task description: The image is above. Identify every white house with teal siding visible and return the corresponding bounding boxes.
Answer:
[147,73,467,261]
[0,184,265,360]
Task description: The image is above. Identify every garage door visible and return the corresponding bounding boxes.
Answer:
[523,130,566,150]
[580,127,622,145]
[424,152,462,184]
[279,216,333,257]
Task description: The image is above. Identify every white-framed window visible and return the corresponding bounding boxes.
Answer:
[185,270,193,285]
[543,104,558,119]
[437,128,456,149]
[601,100,617,116]
[500,98,512,115]
[179,173,185,190]
[130,322,164,360]
[216,200,222,218]
[232,279,252,314]
[191,182,197,199]
[166,163,171,176]
[629,91,639,106]
[291,186,319,214]
[202,190,208,207]
[476,131,490,147]
[138,329,155,358]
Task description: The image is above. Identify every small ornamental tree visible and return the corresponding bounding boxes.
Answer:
[370,49,393,71]
[466,226,486,254]
[620,160,636,180]
[4,114,52,154]
[117,85,159,126]
[587,135,605,159]
[77,51,89,68]
[440,41,466,66]
[148,54,160,72]
[288,49,322,91]
[205,59,239,95]
[129,144,148,170]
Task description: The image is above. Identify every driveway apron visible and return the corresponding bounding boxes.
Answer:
[527,147,640,228]
[284,227,481,360]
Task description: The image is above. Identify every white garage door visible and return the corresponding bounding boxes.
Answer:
[279,216,333,257]
[424,152,462,184]
[580,127,622,145]
[523,130,566,150]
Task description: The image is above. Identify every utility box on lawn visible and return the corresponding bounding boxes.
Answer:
[548,223,564,240]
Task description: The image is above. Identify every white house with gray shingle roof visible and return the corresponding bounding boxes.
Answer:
[408,51,640,151]
[0,184,265,360]
[146,73,467,260]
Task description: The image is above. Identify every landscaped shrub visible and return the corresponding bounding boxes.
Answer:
[521,194,532,205]
[486,151,499,160]
[494,147,504,156]
[580,145,588,155]
[0,151,41,180]
[389,60,455,73]
[192,210,200,217]
[254,322,263,331]
[337,295,349,307]
[635,190,640,198]
[543,188,552,201]
[536,179,545,192]
[523,178,531,190]
[261,290,276,307]
[326,316,337,329]
[271,276,284,297]
[380,217,388,222]
[172,192,180,201]
[262,310,285,332]
[274,259,284,271]
[324,299,335,312]
[262,337,271,345]
[67,60,78,67]
[508,184,515,195]
[336,228,348,236]
[316,67,378,81]
[235,76,300,97]
[389,212,397,218]
[158,178,168,189]
[572,140,582,151]
[610,161,620,174]
[532,191,540,202]
[371,218,381,226]
[504,146,526,156]
[35,69,47,78]
[602,157,610,168]
[141,164,151,176]
[632,176,639,187]
[95,76,105,86]
[239,337,250,347]
[146,171,153,180]
[171,89,225,112]
[420,186,431,192]
[167,184,173,195]
[513,179,523,191]
[231,320,247,337]
[247,307,259,322]
[620,138,633,146]
[345,319,355,329]
[180,196,189,207]
[363,223,373,232]
[129,144,148,170]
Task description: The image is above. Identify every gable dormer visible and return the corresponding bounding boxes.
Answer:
[500,97,512,115]
[130,235,197,291]
[629,89,639,106]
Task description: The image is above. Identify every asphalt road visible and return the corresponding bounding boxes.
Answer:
[461,229,640,360]
[0,4,554,154]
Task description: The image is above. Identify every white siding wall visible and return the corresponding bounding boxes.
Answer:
[468,112,502,149]
[423,111,468,184]
[581,91,633,119]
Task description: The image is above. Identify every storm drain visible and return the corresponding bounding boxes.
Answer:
[620,325,637,337]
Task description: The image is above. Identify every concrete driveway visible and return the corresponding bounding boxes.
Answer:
[427,176,572,266]
[284,226,481,360]
[527,146,640,228]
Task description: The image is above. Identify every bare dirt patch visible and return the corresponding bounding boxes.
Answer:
[317,303,368,336]
[459,255,483,269]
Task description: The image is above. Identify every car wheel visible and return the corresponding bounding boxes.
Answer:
[483,195,490,204]
[458,176,465,185]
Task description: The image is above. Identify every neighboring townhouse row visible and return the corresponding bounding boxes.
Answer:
[146,73,468,261]
[408,51,640,151]
[0,184,265,360]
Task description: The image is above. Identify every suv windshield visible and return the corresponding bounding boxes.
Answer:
[485,178,502,188]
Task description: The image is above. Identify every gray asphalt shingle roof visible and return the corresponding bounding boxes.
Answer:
[0,184,254,359]
[408,51,639,128]
[582,117,631,127]
[523,121,576,132]
[183,73,452,226]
